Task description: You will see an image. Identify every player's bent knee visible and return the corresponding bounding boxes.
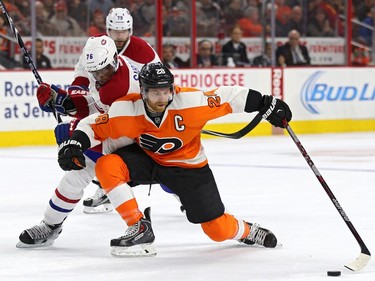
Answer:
[95,154,130,191]
[201,214,238,242]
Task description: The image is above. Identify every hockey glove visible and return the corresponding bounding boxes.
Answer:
[67,85,90,96]
[58,140,86,171]
[36,83,76,115]
[54,119,80,145]
[260,95,292,128]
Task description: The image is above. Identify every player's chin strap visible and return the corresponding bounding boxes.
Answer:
[201,112,263,139]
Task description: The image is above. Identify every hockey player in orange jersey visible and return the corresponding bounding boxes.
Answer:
[57,62,292,257]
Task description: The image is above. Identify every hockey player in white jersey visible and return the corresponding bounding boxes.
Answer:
[16,36,141,248]
[37,7,164,214]
[73,7,160,89]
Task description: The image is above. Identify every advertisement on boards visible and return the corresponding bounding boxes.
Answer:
[2,68,374,134]
[284,68,375,120]
[0,71,73,132]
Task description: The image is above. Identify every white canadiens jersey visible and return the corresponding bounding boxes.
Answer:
[72,55,140,116]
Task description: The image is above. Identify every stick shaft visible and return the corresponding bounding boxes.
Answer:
[0,0,61,123]
[201,112,263,139]
[285,122,370,258]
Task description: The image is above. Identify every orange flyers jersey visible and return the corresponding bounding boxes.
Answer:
[77,85,250,168]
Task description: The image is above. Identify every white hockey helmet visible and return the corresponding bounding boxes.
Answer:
[83,35,118,72]
[106,8,133,35]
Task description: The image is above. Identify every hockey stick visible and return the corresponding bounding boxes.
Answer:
[201,112,263,139]
[284,120,371,272]
[0,0,62,123]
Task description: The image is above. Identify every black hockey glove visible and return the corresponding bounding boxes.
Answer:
[58,140,86,171]
[260,95,292,128]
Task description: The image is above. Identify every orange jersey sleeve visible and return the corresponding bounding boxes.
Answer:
[77,85,250,168]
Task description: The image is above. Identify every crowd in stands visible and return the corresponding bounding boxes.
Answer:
[0,0,373,69]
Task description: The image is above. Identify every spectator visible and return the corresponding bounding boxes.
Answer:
[14,0,31,19]
[276,29,311,66]
[0,14,11,51]
[358,7,375,46]
[252,42,272,67]
[307,8,335,37]
[165,6,189,37]
[222,0,243,35]
[356,0,374,21]
[197,0,223,37]
[50,0,85,36]
[187,40,219,68]
[0,14,20,69]
[88,0,114,17]
[135,0,155,36]
[88,9,106,36]
[23,38,52,69]
[272,4,291,37]
[310,0,340,35]
[162,43,187,69]
[221,27,250,66]
[238,6,263,37]
[3,0,29,35]
[35,1,59,36]
[352,45,370,66]
[67,0,89,31]
[199,0,223,22]
[195,4,218,37]
[276,0,292,27]
[284,5,305,36]
[42,0,55,19]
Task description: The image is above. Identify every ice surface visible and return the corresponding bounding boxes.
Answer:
[1,132,374,281]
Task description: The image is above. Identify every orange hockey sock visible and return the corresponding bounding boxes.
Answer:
[201,213,250,242]
[96,154,142,225]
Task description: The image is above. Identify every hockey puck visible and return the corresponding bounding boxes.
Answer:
[327,271,341,276]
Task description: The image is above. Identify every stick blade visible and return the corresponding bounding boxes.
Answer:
[344,253,371,271]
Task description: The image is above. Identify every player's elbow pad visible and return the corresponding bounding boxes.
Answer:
[244,89,264,113]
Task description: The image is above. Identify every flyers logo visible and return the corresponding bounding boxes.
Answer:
[95,114,109,124]
[139,134,182,154]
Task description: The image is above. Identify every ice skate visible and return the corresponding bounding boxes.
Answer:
[83,180,114,214]
[239,222,277,248]
[110,207,156,257]
[16,220,63,248]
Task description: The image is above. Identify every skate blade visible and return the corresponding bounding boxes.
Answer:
[16,240,55,248]
[83,204,114,214]
[111,243,157,257]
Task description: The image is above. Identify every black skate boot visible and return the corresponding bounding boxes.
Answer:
[83,180,114,214]
[239,222,277,248]
[110,207,156,257]
[16,220,63,248]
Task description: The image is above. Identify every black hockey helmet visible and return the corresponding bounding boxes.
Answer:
[139,62,174,90]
